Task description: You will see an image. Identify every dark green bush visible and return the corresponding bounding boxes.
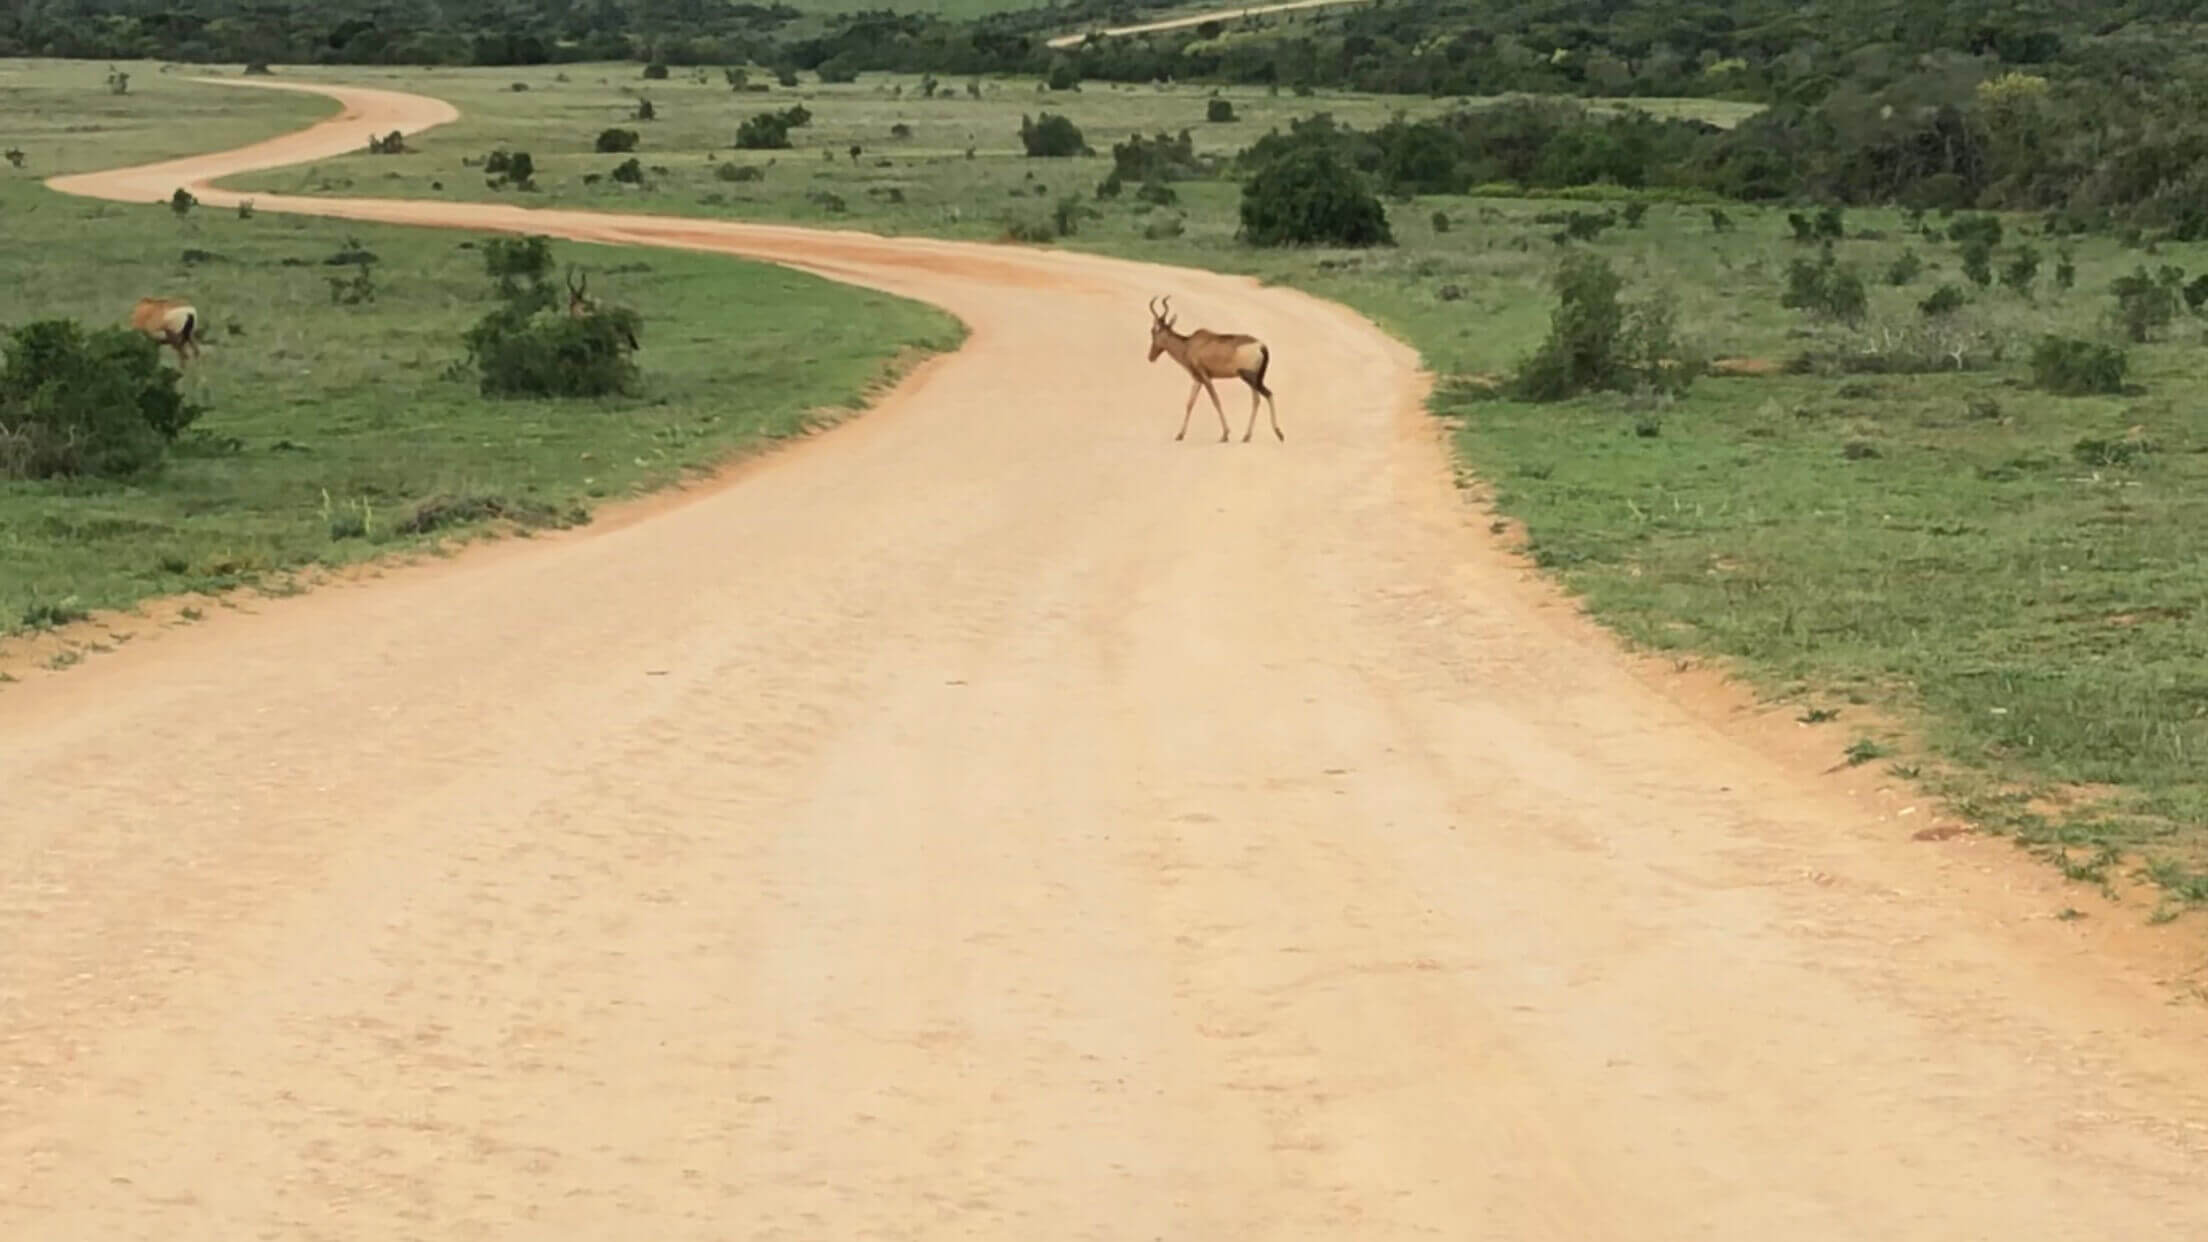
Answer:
[736,112,793,150]
[2001,245,2040,297]
[463,302,643,399]
[1960,240,1993,287]
[1947,214,2003,248]
[2110,265,2178,341]
[1110,130,1200,182]
[0,319,202,479]
[2030,336,2127,395]
[1207,98,1236,123]
[715,162,764,183]
[595,127,639,153]
[611,157,645,184]
[1237,144,1393,247]
[1019,112,1088,158]
[1781,251,1868,323]
[1919,283,1966,317]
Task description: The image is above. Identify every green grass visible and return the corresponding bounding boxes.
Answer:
[187,62,1756,240]
[0,65,962,640]
[0,58,336,174]
[11,61,2206,907]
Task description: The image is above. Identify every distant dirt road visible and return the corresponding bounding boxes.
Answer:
[8,79,2207,1239]
[1043,0,1373,49]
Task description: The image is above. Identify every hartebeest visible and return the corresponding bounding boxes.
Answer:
[130,296,200,368]
[566,266,640,351]
[1145,295,1281,443]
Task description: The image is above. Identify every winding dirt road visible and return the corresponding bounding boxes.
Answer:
[8,80,2208,1238]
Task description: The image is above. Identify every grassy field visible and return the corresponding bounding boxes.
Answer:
[0,62,962,653]
[192,61,1759,241]
[9,61,2205,908]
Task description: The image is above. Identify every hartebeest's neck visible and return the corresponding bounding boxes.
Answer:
[1155,325,1193,363]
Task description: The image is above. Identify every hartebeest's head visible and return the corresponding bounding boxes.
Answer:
[1146,295,1180,362]
[566,267,592,317]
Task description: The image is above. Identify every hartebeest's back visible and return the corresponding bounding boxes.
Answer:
[130,296,200,367]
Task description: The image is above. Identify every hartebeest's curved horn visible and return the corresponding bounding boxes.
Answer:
[1148,295,1162,319]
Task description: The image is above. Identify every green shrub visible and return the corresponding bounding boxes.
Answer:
[2001,245,2040,298]
[611,157,645,184]
[1135,179,1178,206]
[2110,265,2178,341]
[1887,249,1924,285]
[1512,251,1695,401]
[1003,213,1058,243]
[2030,336,2128,396]
[1781,251,1868,323]
[1919,283,1966,317]
[1947,214,2003,248]
[1960,240,1993,287]
[1019,112,1088,158]
[595,127,639,153]
[715,161,763,183]
[463,302,643,399]
[1237,144,1393,247]
[1207,98,1236,123]
[736,112,793,150]
[0,319,202,479]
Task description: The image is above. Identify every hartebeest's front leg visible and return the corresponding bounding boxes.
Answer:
[1175,378,1203,441]
[1198,376,1230,442]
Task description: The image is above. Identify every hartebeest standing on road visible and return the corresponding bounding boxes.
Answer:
[1146,295,1282,443]
[130,296,200,368]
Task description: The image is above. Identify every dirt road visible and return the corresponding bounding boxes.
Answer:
[9,80,2207,1238]
[1042,0,1374,49]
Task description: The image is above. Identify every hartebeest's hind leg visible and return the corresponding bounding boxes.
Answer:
[1238,346,1282,442]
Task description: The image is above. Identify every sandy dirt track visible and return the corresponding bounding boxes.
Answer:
[1042,0,1374,49]
[8,79,2208,1238]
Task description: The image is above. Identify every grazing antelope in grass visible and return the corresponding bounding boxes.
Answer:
[566,266,640,351]
[1145,295,1281,443]
[130,296,201,368]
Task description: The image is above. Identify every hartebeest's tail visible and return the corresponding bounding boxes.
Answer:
[1248,343,1272,396]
